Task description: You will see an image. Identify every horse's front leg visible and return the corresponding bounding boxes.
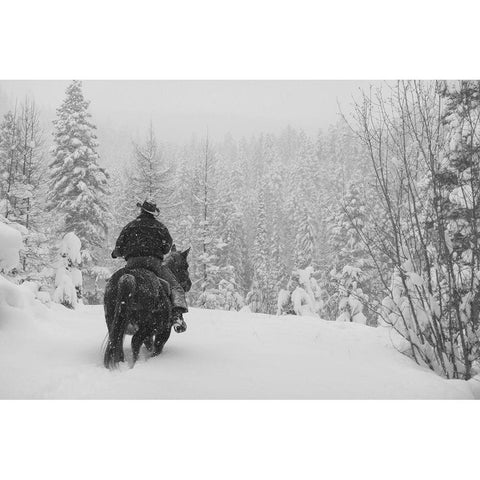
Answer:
[152,324,172,356]
[143,335,154,353]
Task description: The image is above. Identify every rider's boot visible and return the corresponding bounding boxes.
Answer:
[172,308,187,333]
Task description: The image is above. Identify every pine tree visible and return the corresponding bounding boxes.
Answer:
[129,123,176,221]
[263,140,289,300]
[170,153,196,248]
[434,80,480,374]
[437,80,480,268]
[228,150,252,293]
[196,135,216,294]
[328,181,369,269]
[48,80,110,258]
[326,180,376,322]
[295,205,315,268]
[215,166,246,290]
[290,132,317,269]
[247,182,271,313]
[108,167,134,251]
[188,135,229,300]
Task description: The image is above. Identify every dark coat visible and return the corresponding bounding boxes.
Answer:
[112,212,173,260]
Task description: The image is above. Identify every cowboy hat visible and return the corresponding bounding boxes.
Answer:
[137,200,159,216]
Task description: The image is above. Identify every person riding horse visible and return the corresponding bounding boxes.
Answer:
[111,200,188,333]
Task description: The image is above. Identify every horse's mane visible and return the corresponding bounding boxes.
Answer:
[163,252,174,267]
[163,249,186,268]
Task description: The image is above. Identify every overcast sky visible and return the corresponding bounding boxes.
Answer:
[0,80,379,142]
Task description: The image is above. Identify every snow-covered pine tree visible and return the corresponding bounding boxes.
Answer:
[334,265,368,324]
[246,181,271,313]
[214,160,248,293]
[194,135,218,297]
[263,141,289,304]
[328,181,369,268]
[129,123,176,221]
[313,129,336,273]
[326,180,376,323]
[295,205,315,269]
[433,80,480,376]
[170,152,196,250]
[48,80,110,260]
[270,220,288,301]
[437,80,480,286]
[291,132,317,269]
[108,167,132,242]
[187,135,232,303]
[228,149,253,293]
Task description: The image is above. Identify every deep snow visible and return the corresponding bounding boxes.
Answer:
[0,221,24,270]
[0,280,477,399]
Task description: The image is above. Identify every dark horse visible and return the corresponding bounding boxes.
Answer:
[103,246,191,369]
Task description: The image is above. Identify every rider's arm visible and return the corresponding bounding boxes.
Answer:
[111,223,130,258]
[158,224,173,255]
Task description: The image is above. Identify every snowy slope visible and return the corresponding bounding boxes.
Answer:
[0,284,477,399]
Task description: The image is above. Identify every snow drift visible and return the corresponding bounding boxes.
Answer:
[0,277,477,399]
[0,221,24,270]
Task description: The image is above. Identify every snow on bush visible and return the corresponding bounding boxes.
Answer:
[0,219,24,271]
[18,280,51,305]
[334,266,368,325]
[59,232,82,265]
[53,264,78,309]
[245,280,265,313]
[277,266,324,317]
[376,259,480,379]
[53,232,83,309]
[197,279,245,311]
[0,275,49,325]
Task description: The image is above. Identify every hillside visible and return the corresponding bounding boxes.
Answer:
[0,278,477,399]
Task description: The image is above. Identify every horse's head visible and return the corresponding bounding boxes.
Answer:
[164,245,192,292]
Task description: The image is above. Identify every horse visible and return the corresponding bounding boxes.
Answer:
[103,246,191,369]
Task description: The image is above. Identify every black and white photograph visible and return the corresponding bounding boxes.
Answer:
[1,1,479,479]
[1,79,479,399]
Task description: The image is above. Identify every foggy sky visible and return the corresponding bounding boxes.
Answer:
[0,80,379,142]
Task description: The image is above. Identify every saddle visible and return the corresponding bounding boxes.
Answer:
[158,277,171,296]
[125,256,171,297]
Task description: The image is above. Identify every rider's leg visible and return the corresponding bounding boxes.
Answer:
[157,265,188,312]
[156,265,188,332]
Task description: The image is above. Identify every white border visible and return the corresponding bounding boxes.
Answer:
[1,401,478,480]
[1,1,479,479]
[1,0,480,79]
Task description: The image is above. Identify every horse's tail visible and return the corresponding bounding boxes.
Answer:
[104,273,136,369]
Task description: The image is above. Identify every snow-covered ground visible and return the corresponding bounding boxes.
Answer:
[0,279,478,399]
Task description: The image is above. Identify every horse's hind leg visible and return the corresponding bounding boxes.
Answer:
[131,324,150,365]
